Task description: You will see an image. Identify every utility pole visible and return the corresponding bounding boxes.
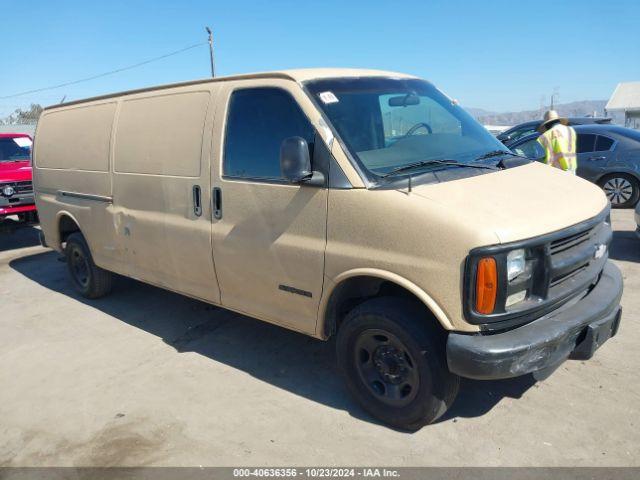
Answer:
[205,26,215,78]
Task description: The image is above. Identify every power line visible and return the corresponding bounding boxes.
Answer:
[1,41,207,100]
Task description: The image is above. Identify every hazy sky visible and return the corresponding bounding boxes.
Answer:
[2,0,639,116]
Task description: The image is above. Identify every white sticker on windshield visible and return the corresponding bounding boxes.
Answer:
[13,137,32,148]
[318,91,339,104]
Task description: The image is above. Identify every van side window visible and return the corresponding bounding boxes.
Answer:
[223,88,314,180]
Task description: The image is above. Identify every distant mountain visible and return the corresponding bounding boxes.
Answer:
[468,100,608,126]
[465,107,497,118]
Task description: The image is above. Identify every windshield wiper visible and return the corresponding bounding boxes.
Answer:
[380,158,498,178]
[475,149,529,161]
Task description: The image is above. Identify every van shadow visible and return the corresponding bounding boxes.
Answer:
[10,251,535,430]
[609,230,640,263]
[0,222,41,252]
[436,375,536,424]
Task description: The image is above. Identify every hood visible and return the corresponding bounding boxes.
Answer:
[0,161,33,183]
[409,162,608,244]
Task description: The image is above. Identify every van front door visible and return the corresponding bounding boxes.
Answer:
[211,82,328,335]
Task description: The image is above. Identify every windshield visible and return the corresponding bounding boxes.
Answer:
[306,77,507,178]
[501,124,538,143]
[0,136,32,162]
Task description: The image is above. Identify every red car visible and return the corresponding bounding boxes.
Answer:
[0,133,37,222]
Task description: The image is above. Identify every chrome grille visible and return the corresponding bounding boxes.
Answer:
[549,263,589,288]
[0,181,33,194]
[549,227,593,255]
[548,223,603,291]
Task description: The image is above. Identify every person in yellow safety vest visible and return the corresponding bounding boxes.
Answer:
[536,110,577,174]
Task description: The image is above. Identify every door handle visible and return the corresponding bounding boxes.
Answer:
[192,185,202,217]
[212,187,222,220]
[589,156,606,161]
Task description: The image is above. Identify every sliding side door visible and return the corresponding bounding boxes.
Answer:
[112,86,221,303]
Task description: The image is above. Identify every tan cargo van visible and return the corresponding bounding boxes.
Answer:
[33,69,623,430]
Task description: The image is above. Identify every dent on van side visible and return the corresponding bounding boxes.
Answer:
[33,68,623,430]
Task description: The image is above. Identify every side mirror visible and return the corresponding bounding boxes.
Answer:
[280,136,312,183]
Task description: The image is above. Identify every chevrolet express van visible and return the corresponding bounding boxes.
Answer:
[34,69,623,430]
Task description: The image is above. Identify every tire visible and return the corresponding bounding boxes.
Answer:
[65,232,113,299]
[598,173,640,208]
[336,297,459,430]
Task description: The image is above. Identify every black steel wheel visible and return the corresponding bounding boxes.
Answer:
[65,232,113,298]
[353,329,420,407]
[337,297,459,430]
[69,246,90,288]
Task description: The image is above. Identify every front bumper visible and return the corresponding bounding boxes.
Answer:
[0,193,36,217]
[0,203,36,217]
[447,261,623,380]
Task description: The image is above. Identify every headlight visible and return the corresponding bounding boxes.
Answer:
[468,247,537,319]
[506,289,527,307]
[2,185,15,197]
[506,248,526,282]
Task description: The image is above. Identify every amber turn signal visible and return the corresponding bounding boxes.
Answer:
[475,257,497,314]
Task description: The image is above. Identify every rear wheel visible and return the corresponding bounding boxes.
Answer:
[65,232,113,298]
[598,173,639,208]
[336,297,459,430]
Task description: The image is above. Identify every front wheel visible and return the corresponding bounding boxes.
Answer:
[65,232,113,298]
[598,173,639,208]
[336,297,459,430]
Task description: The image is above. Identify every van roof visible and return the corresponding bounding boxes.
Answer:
[44,68,417,110]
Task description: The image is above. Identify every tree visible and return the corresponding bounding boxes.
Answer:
[0,104,43,125]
